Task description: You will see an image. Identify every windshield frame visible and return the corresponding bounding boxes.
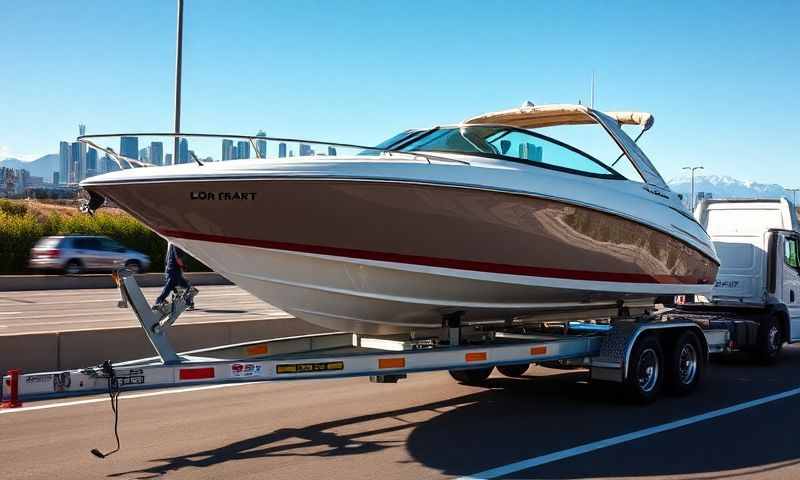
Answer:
[391,124,626,180]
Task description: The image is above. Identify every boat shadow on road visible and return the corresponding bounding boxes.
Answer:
[109,350,800,479]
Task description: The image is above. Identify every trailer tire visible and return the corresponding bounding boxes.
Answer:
[449,367,494,385]
[623,335,663,404]
[665,330,704,396]
[755,315,783,365]
[497,364,529,377]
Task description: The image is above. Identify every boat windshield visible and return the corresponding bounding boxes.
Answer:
[360,129,430,155]
[393,126,623,179]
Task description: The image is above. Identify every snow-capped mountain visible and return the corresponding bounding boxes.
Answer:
[667,174,791,201]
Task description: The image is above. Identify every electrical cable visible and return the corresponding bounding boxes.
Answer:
[90,361,121,459]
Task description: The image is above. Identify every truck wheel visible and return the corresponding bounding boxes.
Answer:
[665,330,704,396]
[623,335,663,404]
[449,367,494,385]
[497,364,529,377]
[755,316,783,365]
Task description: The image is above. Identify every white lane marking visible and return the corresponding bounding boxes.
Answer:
[0,312,22,315]
[0,382,258,414]
[456,385,800,480]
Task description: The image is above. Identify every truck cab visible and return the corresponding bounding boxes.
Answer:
[694,198,800,344]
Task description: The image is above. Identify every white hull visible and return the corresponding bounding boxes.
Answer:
[176,238,713,334]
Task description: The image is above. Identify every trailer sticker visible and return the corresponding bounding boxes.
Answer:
[118,369,146,386]
[276,361,344,375]
[53,372,71,392]
[231,363,263,377]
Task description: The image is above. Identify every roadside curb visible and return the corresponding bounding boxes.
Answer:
[0,272,232,292]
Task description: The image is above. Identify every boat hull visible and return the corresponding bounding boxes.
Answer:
[87,178,718,334]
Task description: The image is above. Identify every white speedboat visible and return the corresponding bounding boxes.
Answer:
[80,103,719,334]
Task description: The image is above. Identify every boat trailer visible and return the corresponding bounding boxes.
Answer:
[3,270,730,405]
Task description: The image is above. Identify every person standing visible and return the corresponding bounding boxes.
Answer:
[154,242,197,311]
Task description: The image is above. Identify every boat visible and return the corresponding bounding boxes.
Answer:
[79,102,719,334]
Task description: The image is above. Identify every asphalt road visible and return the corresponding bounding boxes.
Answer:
[0,286,291,334]
[3,347,800,479]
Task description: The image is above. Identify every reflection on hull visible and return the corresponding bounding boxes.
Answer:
[88,178,718,334]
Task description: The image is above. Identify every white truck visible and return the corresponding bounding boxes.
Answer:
[671,198,800,363]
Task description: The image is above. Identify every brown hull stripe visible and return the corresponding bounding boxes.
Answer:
[163,229,709,285]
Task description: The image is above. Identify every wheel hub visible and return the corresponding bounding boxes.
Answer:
[637,348,659,392]
[678,343,698,385]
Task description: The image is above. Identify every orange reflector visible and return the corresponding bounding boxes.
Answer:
[246,344,269,356]
[465,352,487,362]
[530,346,547,355]
[378,358,405,369]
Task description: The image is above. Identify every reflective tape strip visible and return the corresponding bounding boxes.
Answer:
[378,358,405,369]
[179,367,215,380]
[465,352,487,362]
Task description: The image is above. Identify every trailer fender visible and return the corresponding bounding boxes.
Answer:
[591,321,708,384]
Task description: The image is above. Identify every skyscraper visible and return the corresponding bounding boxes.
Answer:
[299,143,312,156]
[58,141,70,185]
[165,153,173,165]
[222,139,234,160]
[237,141,250,159]
[70,142,81,184]
[86,148,98,178]
[77,124,87,182]
[278,143,287,158]
[120,136,138,160]
[139,148,149,162]
[231,145,238,160]
[328,146,337,156]
[179,138,189,164]
[255,130,267,158]
[149,142,164,166]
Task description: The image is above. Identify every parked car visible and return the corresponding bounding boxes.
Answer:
[29,235,151,274]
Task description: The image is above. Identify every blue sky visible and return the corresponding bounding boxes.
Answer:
[1,0,797,184]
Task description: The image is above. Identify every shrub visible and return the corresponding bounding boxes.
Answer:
[0,201,208,274]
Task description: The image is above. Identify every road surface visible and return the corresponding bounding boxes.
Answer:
[0,286,289,334]
[3,347,800,479]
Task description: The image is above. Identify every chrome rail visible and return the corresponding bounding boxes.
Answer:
[77,132,471,169]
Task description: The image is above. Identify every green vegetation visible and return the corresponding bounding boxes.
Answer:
[0,199,205,274]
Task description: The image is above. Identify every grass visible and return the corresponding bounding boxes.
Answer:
[0,199,194,274]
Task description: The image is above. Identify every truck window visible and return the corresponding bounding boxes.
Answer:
[785,238,799,268]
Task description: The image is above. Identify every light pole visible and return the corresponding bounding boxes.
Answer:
[786,188,799,206]
[683,166,704,211]
[173,0,184,165]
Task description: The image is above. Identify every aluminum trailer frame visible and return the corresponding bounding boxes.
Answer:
[3,270,730,403]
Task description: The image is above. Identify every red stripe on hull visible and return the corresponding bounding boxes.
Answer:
[162,229,708,285]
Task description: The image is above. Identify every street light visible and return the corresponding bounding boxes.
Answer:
[683,166,704,212]
[173,0,184,165]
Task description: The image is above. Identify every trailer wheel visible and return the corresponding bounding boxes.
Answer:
[449,367,494,385]
[665,330,704,396]
[623,335,663,404]
[497,364,529,377]
[755,316,783,365]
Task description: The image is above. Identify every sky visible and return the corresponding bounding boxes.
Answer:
[0,0,798,184]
